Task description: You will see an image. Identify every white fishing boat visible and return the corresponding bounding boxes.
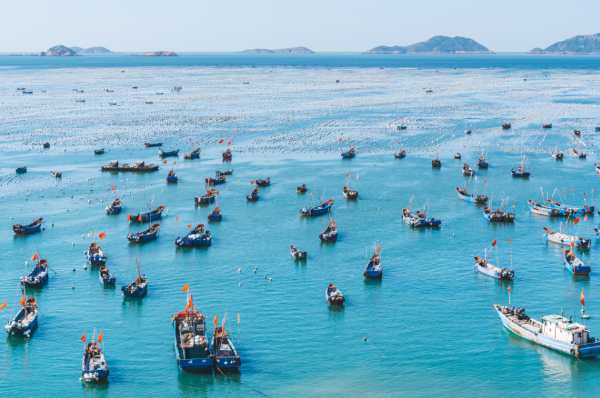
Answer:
[326,284,345,305]
[543,226,591,248]
[473,240,514,280]
[290,245,307,259]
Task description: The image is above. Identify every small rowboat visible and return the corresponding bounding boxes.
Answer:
[416,210,441,226]
[129,205,164,223]
[159,148,179,157]
[183,148,201,159]
[474,256,514,280]
[21,259,49,287]
[551,151,564,160]
[82,340,109,381]
[145,142,163,147]
[511,167,530,178]
[246,189,259,201]
[88,242,107,265]
[326,284,345,305]
[166,169,178,183]
[364,248,382,279]
[394,150,406,159]
[343,186,358,199]
[43,142,50,148]
[127,223,160,243]
[341,148,357,158]
[300,199,334,216]
[502,123,511,129]
[543,227,591,248]
[195,189,217,204]
[477,156,488,168]
[106,198,122,214]
[121,258,147,297]
[462,163,474,176]
[16,166,27,173]
[319,221,338,242]
[573,148,587,159]
[5,298,37,337]
[206,176,226,185]
[216,169,233,176]
[94,149,105,155]
[454,153,461,159]
[456,187,487,203]
[564,250,590,275]
[397,125,407,130]
[222,149,232,159]
[574,130,581,136]
[297,184,307,193]
[208,207,222,221]
[291,245,307,259]
[256,178,270,187]
[51,171,62,178]
[543,123,552,129]
[175,224,211,247]
[99,266,116,284]
[464,130,472,134]
[13,218,43,234]
[212,325,242,370]
[595,164,600,173]
[432,157,441,167]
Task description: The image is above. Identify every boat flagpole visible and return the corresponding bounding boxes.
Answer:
[508,237,512,270]
[237,312,240,354]
[508,285,511,308]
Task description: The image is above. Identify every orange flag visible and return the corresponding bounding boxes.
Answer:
[584,215,588,221]
[573,216,580,225]
[508,286,511,294]
[175,217,179,221]
[181,284,189,292]
[138,215,142,222]
[213,314,218,326]
[571,241,575,247]
[98,331,103,343]
[163,160,167,164]
[19,297,26,306]
[99,232,106,239]
[581,288,585,306]
[571,186,574,192]
[346,172,349,177]
[81,331,86,342]
[127,214,131,221]
[339,138,342,142]
[227,140,231,145]
[31,253,38,261]
[377,246,381,252]
[0,302,6,311]
[185,296,193,311]
[219,139,224,144]
[111,186,115,191]
[193,304,196,310]
[508,237,511,243]
[187,224,191,228]
[563,189,565,194]
[217,190,219,195]
[484,179,486,184]
[251,180,254,185]
[491,239,497,247]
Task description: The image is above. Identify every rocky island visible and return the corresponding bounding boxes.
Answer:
[528,33,600,55]
[365,36,493,54]
[80,46,112,54]
[239,46,314,54]
[69,46,84,53]
[132,51,178,57]
[31,45,79,56]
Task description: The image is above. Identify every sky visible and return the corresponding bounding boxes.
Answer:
[2,0,600,53]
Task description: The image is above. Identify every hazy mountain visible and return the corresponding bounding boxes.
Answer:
[239,46,314,54]
[80,46,112,54]
[365,36,493,54]
[528,33,600,54]
[133,51,178,57]
[31,45,78,56]
[69,46,84,53]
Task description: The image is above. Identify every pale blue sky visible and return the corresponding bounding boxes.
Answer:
[2,0,599,52]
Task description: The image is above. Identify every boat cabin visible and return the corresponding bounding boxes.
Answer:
[541,315,590,345]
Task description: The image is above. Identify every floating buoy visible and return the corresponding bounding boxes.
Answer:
[269,278,272,281]
[72,286,75,289]
[453,234,455,237]
[363,337,367,341]
[239,283,242,286]
[73,268,76,271]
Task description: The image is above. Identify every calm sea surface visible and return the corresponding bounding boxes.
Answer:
[1,53,600,397]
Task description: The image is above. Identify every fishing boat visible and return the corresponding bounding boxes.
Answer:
[21,259,48,287]
[543,225,591,249]
[502,123,511,129]
[473,242,515,280]
[543,123,552,129]
[341,147,357,158]
[528,200,561,217]
[127,223,160,243]
[121,258,147,297]
[51,171,62,178]
[94,149,105,155]
[105,198,122,214]
[548,198,594,215]
[166,167,178,183]
[319,220,338,242]
[16,166,27,173]
[402,199,424,227]
[326,284,345,305]
[183,148,201,159]
[551,151,564,160]
[456,176,487,203]
[82,338,109,381]
[13,217,43,234]
[432,156,441,167]
[222,149,232,160]
[99,266,116,284]
[43,142,50,148]
[462,163,474,176]
[464,130,472,134]
[300,199,334,216]
[595,164,600,173]
[297,184,307,193]
[291,245,307,259]
[574,130,581,137]
[394,150,406,159]
[397,125,407,130]
[88,242,107,265]
[212,319,241,371]
[564,250,590,275]
[205,176,226,185]
[511,166,530,178]
[145,142,163,147]
[128,205,164,223]
[477,151,488,168]
[216,169,234,176]
[343,172,358,199]
[5,297,37,337]
[454,153,461,159]
[493,305,600,357]
[416,200,441,226]
[364,243,382,278]
[159,148,179,157]
[208,207,222,221]
[173,305,214,371]
[246,189,259,201]
[483,197,515,222]
[573,148,587,159]
[596,127,600,132]
[256,178,270,187]
[175,224,212,247]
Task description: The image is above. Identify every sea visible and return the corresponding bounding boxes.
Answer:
[1,52,600,397]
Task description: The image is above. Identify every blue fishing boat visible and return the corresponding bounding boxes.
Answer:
[13,217,43,234]
[82,339,109,381]
[478,156,488,168]
[416,200,441,226]
[16,166,27,173]
[394,150,406,159]
[402,205,424,227]
[175,224,211,247]
[326,284,345,305]
[483,196,515,222]
[127,223,160,243]
[473,241,514,280]
[216,169,233,176]
[99,266,116,284]
[300,199,334,216]
[319,220,338,242]
[166,167,178,183]
[173,304,214,371]
[456,177,487,203]
[21,258,48,287]
[543,225,591,249]
[159,148,179,157]
[341,147,357,158]
[212,314,241,371]
[222,149,232,160]
[208,207,222,221]
[564,250,590,275]
[145,142,163,147]
[195,188,217,204]
[88,242,107,265]
[128,205,164,223]
[183,148,201,159]
[364,243,383,278]
[493,305,600,358]
[256,177,270,187]
[246,188,259,201]
[528,200,561,217]
[462,162,474,176]
[5,297,38,337]
[547,198,594,215]
[95,149,105,155]
[106,198,122,214]
[121,258,147,297]
[206,176,226,185]
[511,158,530,177]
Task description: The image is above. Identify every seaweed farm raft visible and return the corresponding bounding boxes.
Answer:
[101,160,159,172]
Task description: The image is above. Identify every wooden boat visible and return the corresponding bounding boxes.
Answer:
[511,165,530,178]
[595,164,600,173]
[300,199,334,216]
[88,242,107,265]
[474,244,514,280]
[166,168,178,183]
[574,130,581,136]
[144,142,163,147]
[364,244,382,278]
[159,148,179,157]
[291,245,307,259]
[216,169,234,176]
[212,321,241,371]
[341,147,357,158]
[502,123,511,129]
[21,259,48,287]
[394,150,406,159]
[256,178,270,187]
[173,306,214,371]
[16,166,27,173]
[222,149,232,159]
[456,177,487,203]
[528,200,561,217]
[175,224,211,247]
[543,226,591,248]
[397,125,407,130]
[121,258,147,297]
[564,250,590,275]
[183,148,201,159]
[99,266,116,284]
[483,197,515,222]
[493,305,600,357]
[205,176,226,185]
[128,205,164,223]
[464,130,472,134]
[208,207,222,221]
[551,151,564,160]
[543,123,552,129]
[127,223,160,243]
[246,188,259,201]
[432,157,441,167]
[51,171,62,178]
[454,153,461,159]
[297,184,307,193]
[547,199,594,215]
[319,220,338,242]
[462,163,474,176]
[82,339,109,381]
[402,206,424,227]
[105,198,122,214]
[416,200,441,226]
[94,149,105,155]
[477,156,488,168]
[343,186,358,199]
[573,148,587,159]
[13,217,43,234]
[43,142,50,148]
[326,284,345,305]
[195,188,217,204]
[5,297,37,336]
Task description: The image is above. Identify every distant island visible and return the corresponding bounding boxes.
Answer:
[70,46,112,54]
[70,46,84,53]
[132,51,178,57]
[239,46,314,54]
[31,45,79,56]
[529,33,600,54]
[365,36,493,54]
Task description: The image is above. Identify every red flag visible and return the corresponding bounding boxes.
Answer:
[81,331,85,343]
[138,215,142,222]
[217,190,219,195]
[571,241,575,247]
[213,314,218,326]
[163,160,167,164]
[507,286,511,294]
[508,237,511,243]
[251,180,254,184]
[584,215,588,221]
[581,288,585,306]
[0,302,6,312]
[563,189,565,194]
[182,284,189,292]
[185,296,193,311]
[127,214,131,221]
[484,179,486,184]
[398,141,401,144]
[31,253,38,261]
[98,331,103,343]
[187,224,191,228]
[339,138,342,142]
[377,246,381,252]
[111,186,115,191]
[491,239,497,247]
[348,138,351,141]
[99,232,105,239]
[19,297,26,306]
[175,217,179,221]
[227,140,231,145]
[573,217,580,225]
[319,218,321,221]
[346,172,349,177]
[571,186,573,192]
[219,139,224,144]
[189,138,192,140]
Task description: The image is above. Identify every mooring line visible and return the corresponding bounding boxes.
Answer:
[216,367,271,397]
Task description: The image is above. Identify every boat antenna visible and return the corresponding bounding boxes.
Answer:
[540,187,546,205]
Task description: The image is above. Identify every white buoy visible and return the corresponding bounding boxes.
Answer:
[269,278,272,281]
[238,268,241,272]
[239,283,242,286]
[363,337,367,341]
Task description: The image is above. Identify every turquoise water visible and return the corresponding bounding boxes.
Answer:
[2,55,600,397]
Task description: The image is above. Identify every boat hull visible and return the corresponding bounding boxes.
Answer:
[177,358,215,371]
[477,264,514,280]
